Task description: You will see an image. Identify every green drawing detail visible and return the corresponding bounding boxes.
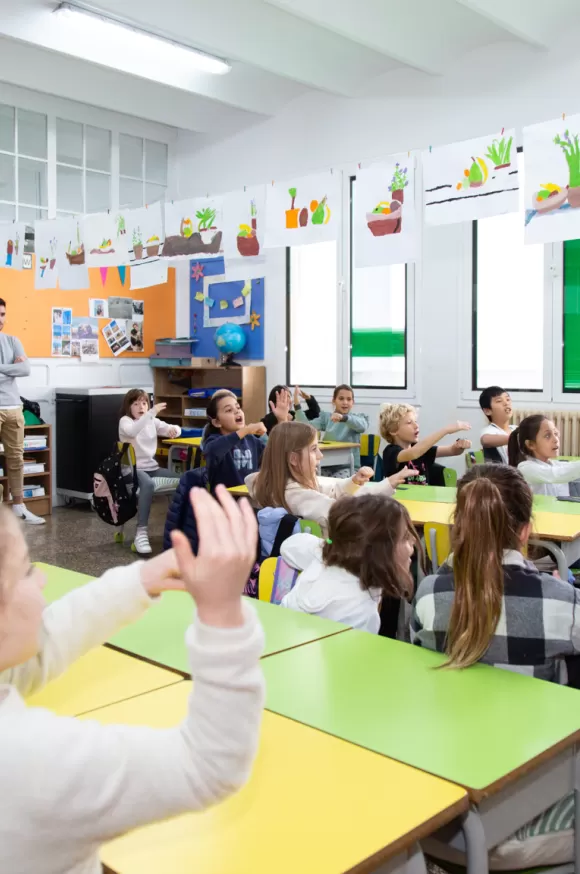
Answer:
[554,130,580,188]
[485,136,513,168]
[196,208,216,231]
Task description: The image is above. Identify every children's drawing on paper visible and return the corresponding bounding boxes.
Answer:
[83,212,129,268]
[66,222,85,265]
[237,199,259,256]
[265,171,341,248]
[0,222,25,270]
[34,219,59,289]
[55,217,89,290]
[423,130,518,225]
[524,114,580,244]
[354,157,419,268]
[124,203,164,280]
[223,186,266,262]
[162,197,224,259]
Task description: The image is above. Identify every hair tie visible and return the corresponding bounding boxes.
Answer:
[326,538,332,545]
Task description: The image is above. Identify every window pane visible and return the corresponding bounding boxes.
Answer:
[19,158,47,207]
[56,118,82,166]
[86,125,111,172]
[0,153,15,202]
[0,104,15,153]
[563,240,580,390]
[119,134,143,178]
[145,181,165,204]
[86,171,110,212]
[119,176,143,209]
[289,242,337,385]
[145,139,167,184]
[351,264,406,387]
[18,109,47,159]
[0,202,15,220]
[57,164,83,213]
[19,205,47,223]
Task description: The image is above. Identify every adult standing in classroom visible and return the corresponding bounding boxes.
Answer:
[0,298,45,525]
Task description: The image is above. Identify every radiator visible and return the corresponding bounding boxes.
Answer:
[511,409,580,456]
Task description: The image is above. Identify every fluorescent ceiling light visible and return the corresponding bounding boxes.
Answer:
[53,2,231,75]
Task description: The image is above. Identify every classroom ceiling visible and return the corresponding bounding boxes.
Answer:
[0,0,578,136]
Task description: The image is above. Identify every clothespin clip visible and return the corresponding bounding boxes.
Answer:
[244,185,246,192]
[146,203,148,209]
[408,151,410,157]
[330,167,333,175]
[501,127,504,135]
[563,112,566,121]
[358,162,361,170]
[271,180,274,186]
[171,200,174,205]
[429,145,432,153]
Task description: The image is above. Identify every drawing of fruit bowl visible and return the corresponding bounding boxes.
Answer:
[237,224,259,257]
[366,201,402,236]
[90,238,115,255]
[146,236,160,257]
[533,184,567,213]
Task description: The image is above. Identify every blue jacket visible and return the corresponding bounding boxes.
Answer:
[202,431,264,489]
[163,468,208,552]
[258,507,300,559]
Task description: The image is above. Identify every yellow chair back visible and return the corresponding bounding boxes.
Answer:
[118,442,136,467]
[360,433,381,468]
[258,557,277,603]
[424,522,451,573]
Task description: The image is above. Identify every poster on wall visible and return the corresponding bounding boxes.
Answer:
[264,170,341,248]
[523,114,580,244]
[354,156,419,267]
[102,319,130,356]
[222,185,266,261]
[82,211,129,268]
[34,220,59,289]
[162,196,224,260]
[0,222,25,270]
[51,307,72,357]
[55,216,89,290]
[422,129,518,225]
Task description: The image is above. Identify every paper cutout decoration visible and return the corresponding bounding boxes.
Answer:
[205,296,216,308]
[191,262,205,281]
[354,156,419,267]
[0,222,25,271]
[117,265,126,285]
[523,113,580,244]
[219,299,228,310]
[102,319,130,356]
[195,292,205,302]
[250,311,261,330]
[99,266,108,286]
[241,280,251,297]
[423,129,518,225]
[265,171,341,248]
[34,220,59,289]
[55,216,89,290]
[83,211,129,268]
[223,185,266,260]
[162,196,224,260]
[233,296,244,308]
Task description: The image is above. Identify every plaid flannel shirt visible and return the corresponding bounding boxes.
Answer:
[411,550,580,682]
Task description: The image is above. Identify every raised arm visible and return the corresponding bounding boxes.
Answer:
[481,431,511,448]
[519,459,580,485]
[119,407,157,439]
[396,421,471,463]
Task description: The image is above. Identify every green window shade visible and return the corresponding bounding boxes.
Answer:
[351,329,405,358]
[564,239,580,390]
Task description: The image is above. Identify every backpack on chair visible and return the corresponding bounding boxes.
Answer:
[93,443,138,527]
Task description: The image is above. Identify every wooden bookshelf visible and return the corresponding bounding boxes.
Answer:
[0,423,52,516]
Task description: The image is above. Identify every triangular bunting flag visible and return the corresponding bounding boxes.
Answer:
[99,266,108,286]
[117,265,126,285]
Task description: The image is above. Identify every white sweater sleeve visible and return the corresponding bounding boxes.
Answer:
[281,533,320,571]
[518,459,580,485]
[119,409,156,440]
[357,478,395,498]
[14,602,265,844]
[156,418,181,438]
[0,564,152,697]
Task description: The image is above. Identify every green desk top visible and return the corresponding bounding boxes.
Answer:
[395,485,456,503]
[533,494,580,516]
[262,631,580,799]
[40,563,349,672]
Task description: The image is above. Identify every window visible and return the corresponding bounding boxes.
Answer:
[0,104,47,222]
[563,239,580,391]
[119,135,167,209]
[472,153,544,391]
[56,119,111,215]
[351,264,406,388]
[287,242,338,386]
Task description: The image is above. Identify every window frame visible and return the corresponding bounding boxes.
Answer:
[0,106,48,221]
[119,135,168,210]
[55,119,112,217]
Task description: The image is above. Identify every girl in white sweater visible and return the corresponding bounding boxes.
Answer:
[508,414,580,497]
[281,492,418,635]
[0,485,265,874]
[245,421,411,537]
[119,388,181,555]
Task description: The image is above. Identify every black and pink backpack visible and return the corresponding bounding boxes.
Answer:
[93,443,138,527]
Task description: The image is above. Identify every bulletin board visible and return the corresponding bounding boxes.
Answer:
[0,259,176,359]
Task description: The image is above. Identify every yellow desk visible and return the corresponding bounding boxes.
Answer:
[228,483,249,497]
[319,440,359,475]
[163,436,202,473]
[95,683,468,874]
[27,646,183,717]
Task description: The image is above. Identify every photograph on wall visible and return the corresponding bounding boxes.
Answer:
[132,300,144,321]
[162,196,224,260]
[89,298,108,318]
[80,338,99,362]
[108,296,133,320]
[34,219,59,289]
[264,170,341,248]
[71,317,99,342]
[51,307,72,356]
[83,211,129,268]
[125,320,144,352]
[423,129,518,225]
[102,319,130,356]
[0,222,26,271]
[223,185,266,261]
[354,156,419,267]
[55,216,89,290]
[524,113,580,244]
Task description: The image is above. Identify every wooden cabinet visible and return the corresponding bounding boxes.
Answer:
[0,423,52,516]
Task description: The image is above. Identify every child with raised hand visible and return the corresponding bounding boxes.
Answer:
[119,388,181,555]
[245,421,411,537]
[0,485,265,874]
[281,493,419,635]
[379,403,471,486]
[412,463,579,870]
[479,385,515,463]
[508,414,580,496]
[202,389,266,490]
[294,384,369,471]
[261,384,320,434]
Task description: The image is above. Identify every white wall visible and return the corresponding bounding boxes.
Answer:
[173,39,580,472]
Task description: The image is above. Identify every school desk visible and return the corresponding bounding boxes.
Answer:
[262,631,580,873]
[163,435,202,473]
[319,439,360,475]
[227,483,249,496]
[26,646,182,716]
[90,683,469,874]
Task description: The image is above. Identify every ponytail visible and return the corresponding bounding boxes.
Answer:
[508,414,546,467]
[507,427,522,467]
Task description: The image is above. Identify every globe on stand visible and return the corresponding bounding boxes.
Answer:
[214,322,247,367]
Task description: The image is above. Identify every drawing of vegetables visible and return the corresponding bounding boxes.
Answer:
[310,195,330,225]
[146,234,160,258]
[196,207,216,232]
[533,183,566,213]
[49,237,57,269]
[554,130,580,207]
[389,163,409,203]
[485,136,513,169]
[132,226,143,260]
[457,157,488,190]
[66,223,85,264]
[286,187,300,228]
[40,256,48,277]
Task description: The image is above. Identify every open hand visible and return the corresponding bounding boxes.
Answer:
[447,420,471,435]
[269,390,291,422]
[153,402,167,416]
[171,485,258,628]
[389,466,413,488]
[352,465,374,485]
[167,426,180,438]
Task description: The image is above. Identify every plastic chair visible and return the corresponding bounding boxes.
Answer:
[465,450,484,470]
[258,557,277,603]
[360,433,381,469]
[300,518,323,538]
[424,522,452,573]
[443,467,457,488]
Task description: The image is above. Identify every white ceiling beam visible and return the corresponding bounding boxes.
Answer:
[453,0,551,48]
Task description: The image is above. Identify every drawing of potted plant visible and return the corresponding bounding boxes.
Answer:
[49,237,57,269]
[146,234,160,257]
[66,224,85,264]
[116,214,126,236]
[132,227,143,260]
[554,130,580,208]
[195,207,216,244]
[366,200,402,236]
[180,217,193,237]
[237,199,260,256]
[389,164,408,203]
[286,188,300,228]
[485,136,513,170]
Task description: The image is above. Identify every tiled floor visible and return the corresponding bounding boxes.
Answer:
[26,500,169,575]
